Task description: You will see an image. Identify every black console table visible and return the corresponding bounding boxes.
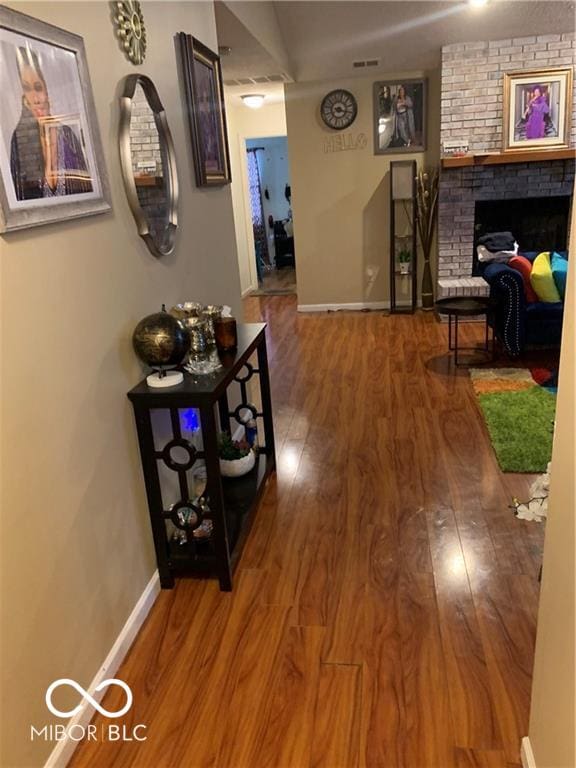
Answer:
[127,323,275,591]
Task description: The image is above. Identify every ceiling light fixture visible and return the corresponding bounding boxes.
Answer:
[469,0,489,7]
[241,94,265,109]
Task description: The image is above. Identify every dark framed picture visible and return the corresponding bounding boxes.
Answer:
[0,5,110,232]
[503,68,573,152]
[177,33,231,187]
[373,78,427,154]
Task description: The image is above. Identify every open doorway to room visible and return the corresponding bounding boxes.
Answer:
[245,136,296,296]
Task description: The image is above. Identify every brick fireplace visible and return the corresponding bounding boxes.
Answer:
[438,33,576,298]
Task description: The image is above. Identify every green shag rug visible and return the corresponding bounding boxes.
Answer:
[470,368,557,473]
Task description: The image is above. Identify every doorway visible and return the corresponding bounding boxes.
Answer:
[245,136,296,296]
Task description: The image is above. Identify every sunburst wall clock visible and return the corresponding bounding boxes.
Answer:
[112,1,146,65]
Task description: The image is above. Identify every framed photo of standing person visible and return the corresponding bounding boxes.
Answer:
[0,6,110,232]
[177,32,231,187]
[503,68,573,152]
[373,78,427,155]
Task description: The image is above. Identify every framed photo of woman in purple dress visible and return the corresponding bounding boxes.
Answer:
[503,68,573,152]
[0,6,110,232]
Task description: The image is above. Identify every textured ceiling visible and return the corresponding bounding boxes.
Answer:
[218,1,575,84]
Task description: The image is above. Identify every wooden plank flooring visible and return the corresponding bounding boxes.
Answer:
[70,297,546,768]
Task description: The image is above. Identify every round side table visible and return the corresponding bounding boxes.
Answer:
[435,296,496,366]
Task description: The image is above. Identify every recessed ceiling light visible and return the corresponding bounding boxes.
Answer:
[469,0,489,6]
[241,94,265,109]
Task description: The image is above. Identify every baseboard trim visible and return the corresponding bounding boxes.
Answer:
[297,300,423,313]
[44,570,161,768]
[521,737,537,768]
[297,301,389,312]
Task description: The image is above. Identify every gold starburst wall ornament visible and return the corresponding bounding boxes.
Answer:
[112,1,146,65]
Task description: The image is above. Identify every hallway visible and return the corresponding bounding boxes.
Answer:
[71,297,544,768]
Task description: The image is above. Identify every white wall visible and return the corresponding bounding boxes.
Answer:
[225,98,288,294]
[526,190,575,768]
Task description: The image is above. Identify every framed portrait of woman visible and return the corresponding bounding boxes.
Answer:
[503,68,573,152]
[0,6,110,232]
[177,32,231,187]
[373,78,427,155]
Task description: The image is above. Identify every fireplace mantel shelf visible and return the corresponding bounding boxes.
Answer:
[441,148,575,169]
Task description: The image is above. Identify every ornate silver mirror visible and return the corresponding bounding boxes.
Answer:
[119,74,178,257]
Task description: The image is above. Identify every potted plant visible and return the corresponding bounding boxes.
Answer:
[218,433,256,477]
[415,167,439,310]
[398,248,412,275]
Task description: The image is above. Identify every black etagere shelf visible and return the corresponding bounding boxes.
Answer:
[389,159,418,314]
[127,323,276,591]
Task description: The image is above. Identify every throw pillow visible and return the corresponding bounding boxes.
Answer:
[530,251,562,303]
[551,251,568,300]
[509,255,539,302]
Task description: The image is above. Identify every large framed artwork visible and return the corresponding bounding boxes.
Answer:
[503,67,573,152]
[177,32,231,187]
[373,78,427,155]
[0,5,110,233]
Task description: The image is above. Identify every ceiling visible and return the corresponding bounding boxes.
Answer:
[215,2,291,105]
[216,1,575,87]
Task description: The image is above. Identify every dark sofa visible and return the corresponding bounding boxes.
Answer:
[481,251,566,356]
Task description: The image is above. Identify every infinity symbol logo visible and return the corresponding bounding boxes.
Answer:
[45,678,133,719]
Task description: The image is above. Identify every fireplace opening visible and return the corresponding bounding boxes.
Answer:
[473,195,571,275]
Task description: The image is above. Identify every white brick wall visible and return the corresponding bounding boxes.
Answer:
[441,33,576,153]
[130,88,163,173]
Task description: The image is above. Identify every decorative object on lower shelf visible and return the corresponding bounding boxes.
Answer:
[132,304,190,387]
[218,433,256,477]
[415,167,439,310]
[398,248,412,274]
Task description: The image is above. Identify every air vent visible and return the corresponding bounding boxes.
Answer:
[222,73,290,87]
[353,58,380,69]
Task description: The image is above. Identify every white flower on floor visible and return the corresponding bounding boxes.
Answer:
[512,462,551,522]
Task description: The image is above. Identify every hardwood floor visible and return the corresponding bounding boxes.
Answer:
[70,298,546,768]
[251,266,297,295]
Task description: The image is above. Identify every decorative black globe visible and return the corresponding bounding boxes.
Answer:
[132,305,190,369]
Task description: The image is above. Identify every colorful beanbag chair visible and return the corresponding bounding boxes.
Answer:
[509,255,539,302]
[530,252,562,303]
